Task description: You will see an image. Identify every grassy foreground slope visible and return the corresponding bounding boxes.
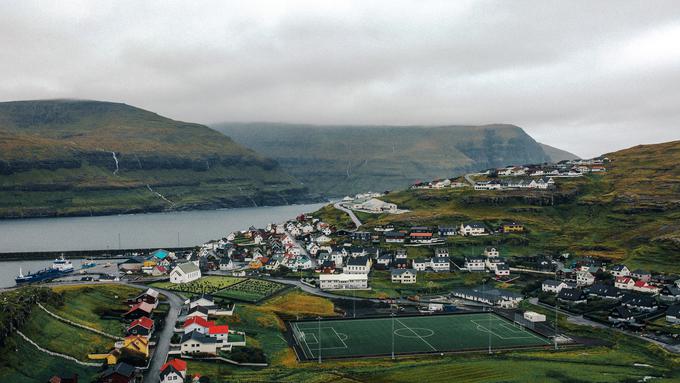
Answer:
[319,140,680,272]
[215,122,561,196]
[0,100,314,218]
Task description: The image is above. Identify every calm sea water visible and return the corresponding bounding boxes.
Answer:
[0,203,326,288]
[0,203,325,253]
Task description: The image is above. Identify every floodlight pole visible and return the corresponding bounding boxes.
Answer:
[486,278,491,355]
[318,316,322,364]
[391,312,396,360]
[554,266,559,350]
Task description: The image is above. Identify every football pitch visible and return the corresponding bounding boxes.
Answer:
[290,312,552,360]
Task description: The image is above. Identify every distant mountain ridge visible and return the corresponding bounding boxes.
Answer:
[0,100,316,218]
[214,122,565,196]
[539,143,580,161]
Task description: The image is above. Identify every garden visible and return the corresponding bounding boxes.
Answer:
[213,279,288,303]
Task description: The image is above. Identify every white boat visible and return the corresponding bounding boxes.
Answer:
[51,255,74,272]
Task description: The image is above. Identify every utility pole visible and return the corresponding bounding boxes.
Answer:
[318,316,322,364]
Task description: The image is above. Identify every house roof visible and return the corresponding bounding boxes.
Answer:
[631,269,650,275]
[183,316,215,329]
[151,249,169,259]
[391,268,416,276]
[188,305,209,315]
[610,306,634,318]
[208,325,229,335]
[621,294,657,307]
[558,288,586,301]
[346,256,370,266]
[174,262,199,274]
[191,294,214,303]
[667,304,680,317]
[128,316,154,330]
[160,358,187,373]
[543,279,564,287]
[124,301,154,316]
[180,330,217,344]
[101,362,136,378]
[588,284,620,297]
[137,288,159,299]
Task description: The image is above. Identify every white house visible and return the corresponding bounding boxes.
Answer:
[344,256,371,274]
[319,273,368,290]
[460,223,487,236]
[609,265,631,277]
[160,359,187,383]
[180,331,219,355]
[431,257,450,272]
[351,198,398,213]
[391,269,417,284]
[615,276,635,290]
[413,258,430,271]
[483,247,499,258]
[542,279,570,293]
[576,271,596,287]
[170,262,201,284]
[465,257,486,272]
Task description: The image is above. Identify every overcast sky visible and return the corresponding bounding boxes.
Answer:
[1,1,679,157]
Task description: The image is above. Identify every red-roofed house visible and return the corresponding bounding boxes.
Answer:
[615,276,635,290]
[208,325,229,341]
[182,316,215,334]
[633,280,660,294]
[160,358,187,383]
[126,316,154,336]
[123,301,154,320]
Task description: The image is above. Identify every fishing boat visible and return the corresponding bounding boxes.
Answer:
[81,259,97,269]
[15,255,75,285]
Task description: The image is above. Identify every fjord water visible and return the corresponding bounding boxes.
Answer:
[0,203,325,253]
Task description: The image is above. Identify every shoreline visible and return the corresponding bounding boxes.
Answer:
[0,246,197,261]
[0,196,329,221]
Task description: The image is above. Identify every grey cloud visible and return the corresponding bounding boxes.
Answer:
[1,0,679,157]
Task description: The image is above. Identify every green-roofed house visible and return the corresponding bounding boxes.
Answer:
[170,262,201,284]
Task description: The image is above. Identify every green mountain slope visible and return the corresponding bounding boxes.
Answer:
[0,100,315,218]
[317,140,680,272]
[214,123,552,196]
[539,143,580,161]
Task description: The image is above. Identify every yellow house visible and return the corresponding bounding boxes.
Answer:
[143,260,157,268]
[88,335,149,365]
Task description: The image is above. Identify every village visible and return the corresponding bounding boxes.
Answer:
[33,155,679,383]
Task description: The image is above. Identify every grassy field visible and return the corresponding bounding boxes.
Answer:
[0,333,98,383]
[48,284,142,336]
[291,312,551,360]
[314,142,680,273]
[213,279,288,303]
[21,307,113,361]
[150,275,245,295]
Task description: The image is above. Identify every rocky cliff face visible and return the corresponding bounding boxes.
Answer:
[0,100,317,218]
[215,122,553,196]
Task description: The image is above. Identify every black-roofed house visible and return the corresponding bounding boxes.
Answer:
[180,330,219,355]
[96,362,136,383]
[621,294,658,312]
[666,304,680,324]
[391,269,417,284]
[558,288,587,304]
[660,285,680,303]
[344,255,371,274]
[588,284,622,300]
[608,306,636,324]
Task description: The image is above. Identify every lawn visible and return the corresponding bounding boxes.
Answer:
[149,275,244,295]
[290,312,551,360]
[213,278,288,303]
[48,284,143,336]
[20,308,113,361]
[0,333,98,383]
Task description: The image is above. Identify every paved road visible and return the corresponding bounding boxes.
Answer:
[138,285,183,383]
[333,202,362,228]
[464,173,476,186]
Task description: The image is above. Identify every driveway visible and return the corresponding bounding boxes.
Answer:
[333,202,362,228]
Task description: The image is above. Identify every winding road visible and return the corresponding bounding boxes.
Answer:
[333,202,362,228]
